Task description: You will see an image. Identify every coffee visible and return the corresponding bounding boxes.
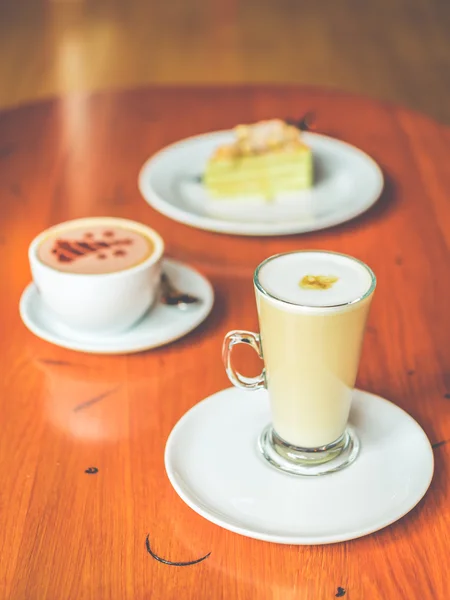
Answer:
[30,217,164,335]
[256,251,374,447]
[37,224,154,274]
[223,250,376,476]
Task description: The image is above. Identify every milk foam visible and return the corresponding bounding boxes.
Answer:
[257,252,373,309]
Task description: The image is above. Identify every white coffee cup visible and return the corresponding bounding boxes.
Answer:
[29,217,164,337]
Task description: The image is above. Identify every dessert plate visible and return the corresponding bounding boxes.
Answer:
[139,131,384,236]
[165,387,434,545]
[19,259,214,354]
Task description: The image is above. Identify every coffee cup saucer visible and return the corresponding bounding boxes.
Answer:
[19,258,214,354]
[165,387,434,545]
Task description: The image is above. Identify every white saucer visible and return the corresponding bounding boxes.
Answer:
[165,387,434,545]
[139,131,383,236]
[19,259,214,354]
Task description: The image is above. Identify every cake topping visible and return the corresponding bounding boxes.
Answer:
[213,119,307,159]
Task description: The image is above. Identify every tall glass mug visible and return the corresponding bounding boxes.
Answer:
[223,250,376,476]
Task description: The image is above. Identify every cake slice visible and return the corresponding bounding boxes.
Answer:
[204,119,313,199]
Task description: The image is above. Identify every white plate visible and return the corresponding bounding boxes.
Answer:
[165,387,434,545]
[19,259,214,354]
[139,131,384,236]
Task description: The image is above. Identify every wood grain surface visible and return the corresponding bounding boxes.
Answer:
[0,86,449,600]
[1,0,450,124]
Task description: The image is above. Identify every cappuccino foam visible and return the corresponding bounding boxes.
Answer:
[38,224,154,274]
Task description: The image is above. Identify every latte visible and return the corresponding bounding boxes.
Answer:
[255,251,375,447]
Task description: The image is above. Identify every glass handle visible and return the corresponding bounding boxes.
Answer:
[222,330,265,391]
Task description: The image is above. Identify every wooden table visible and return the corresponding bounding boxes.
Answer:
[2,0,450,125]
[0,87,449,600]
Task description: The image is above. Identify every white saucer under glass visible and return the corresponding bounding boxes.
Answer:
[139,131,384,236]
[165,387,434,545]
[19,259,214,354]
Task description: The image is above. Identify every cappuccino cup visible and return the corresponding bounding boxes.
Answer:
[29,217,164,336]
[223,250,376,476]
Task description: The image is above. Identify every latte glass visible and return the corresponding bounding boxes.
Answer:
[223,250,376,476]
